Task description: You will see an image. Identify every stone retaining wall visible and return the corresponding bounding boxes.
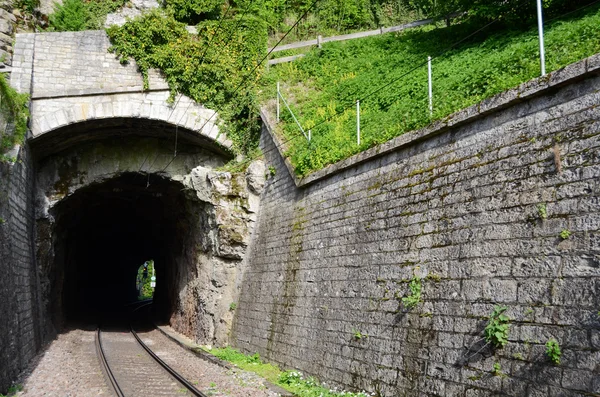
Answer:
[232,55,600,396]
[0,144,41,393]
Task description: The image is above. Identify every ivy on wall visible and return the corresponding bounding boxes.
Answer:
[106,6,268,154]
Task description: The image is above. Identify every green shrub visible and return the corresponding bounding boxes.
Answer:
[49,0,128,31]
[49,0,87,31]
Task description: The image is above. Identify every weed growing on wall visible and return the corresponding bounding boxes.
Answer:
[401,274,422,309]
[0,74,29,155]
[352,328,368,340]
[546,338,561,365]
[537,203,548,220]
[107,7,267,155]
[560,229,571,239]
[484,306,510,348]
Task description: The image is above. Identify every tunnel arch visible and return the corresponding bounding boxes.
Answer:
[29,91,234,156]
[32,118,265,347]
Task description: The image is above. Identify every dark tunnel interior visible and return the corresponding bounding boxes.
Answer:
[49,172,199,326]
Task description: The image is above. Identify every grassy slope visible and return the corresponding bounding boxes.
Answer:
[262,4,600,176]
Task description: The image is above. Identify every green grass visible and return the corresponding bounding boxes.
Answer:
[263,4,600,176]
[206,346,371,397]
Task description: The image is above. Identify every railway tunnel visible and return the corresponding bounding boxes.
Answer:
[31,117,263,344]
[50,172,197,322]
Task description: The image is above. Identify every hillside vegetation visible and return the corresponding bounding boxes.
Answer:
[40,0,600,161]
[265,3,600,176]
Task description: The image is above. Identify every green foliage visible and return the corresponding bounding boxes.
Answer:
[207,348,371,397]
[268,165,276,177]
[401,274,422,309]
[136,260,155,300]
[278,370,372,397]
[163,0,221,24]
[484,305,510,348]
[546,338,561,365]
[49,0,127,31]
[14,0,39,14]
[49,0,87,31]
[229,302,237,311]
[266,4,600,175]
[0,154,17,163]
[537,203,547,220]
[107,8,267,155]
[352,328,368,339]
[560,229,571,239]
[492,362,501,376]
[0,74,29,155]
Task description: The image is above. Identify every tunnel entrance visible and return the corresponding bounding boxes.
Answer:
[32,130,264,346]
[49,172,204,325]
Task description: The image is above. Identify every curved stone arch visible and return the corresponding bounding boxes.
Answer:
[29,91,234,151]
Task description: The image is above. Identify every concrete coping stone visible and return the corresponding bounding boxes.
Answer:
[262,52,600,189]
[154,324,294,397]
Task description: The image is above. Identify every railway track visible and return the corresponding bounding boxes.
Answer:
[95,305,207,397]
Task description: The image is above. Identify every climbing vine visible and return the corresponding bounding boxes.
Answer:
[106,5,268,154]
[0,74,29,156]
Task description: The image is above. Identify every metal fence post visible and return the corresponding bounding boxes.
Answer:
[276,81,280,123]
[356,100,361,146]
[308,129,312,142]
[428,56,433,117]
[536,0,546,76]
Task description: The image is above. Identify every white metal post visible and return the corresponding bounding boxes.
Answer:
[356,100,361,146]
[428,56,433,117]
[308,129,312,142]
[536,0,546,76]
[276,81,280,123]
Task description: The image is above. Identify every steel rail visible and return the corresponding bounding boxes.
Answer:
[95,328,126,397]
[130,325,208,397]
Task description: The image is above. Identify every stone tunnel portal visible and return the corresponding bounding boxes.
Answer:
[51,173,198,323]
[32,118,263,346]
